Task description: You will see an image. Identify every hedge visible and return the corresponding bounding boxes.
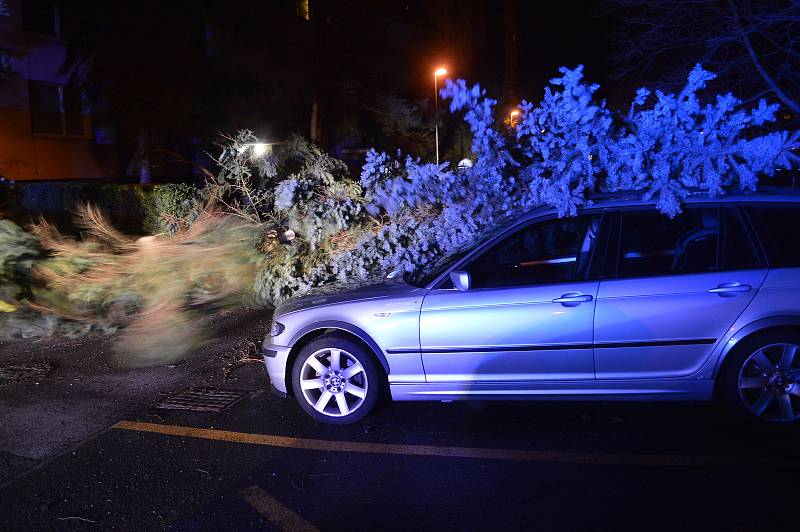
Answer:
[0,180,199,235]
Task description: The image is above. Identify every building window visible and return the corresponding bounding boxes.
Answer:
[63,84,85,135]
[0,48,16,80]
[29,82,61,134]
[22,0,58,36]
[29,81,88,137]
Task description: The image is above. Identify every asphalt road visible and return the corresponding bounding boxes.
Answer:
[2,359,799,532]
[0,308,272,480]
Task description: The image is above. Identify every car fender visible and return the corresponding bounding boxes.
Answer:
[707,315,800,377]
[289,320,391,374]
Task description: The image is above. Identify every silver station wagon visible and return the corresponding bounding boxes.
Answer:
[263,190,800,425]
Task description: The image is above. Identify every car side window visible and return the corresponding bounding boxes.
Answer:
[466,214,603,289]
[618,208,719,277]
[746,205,800,267]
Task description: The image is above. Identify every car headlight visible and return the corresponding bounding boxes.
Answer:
[267,320,285,337]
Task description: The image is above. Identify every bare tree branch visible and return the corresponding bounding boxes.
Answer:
[598,0,800,118]
[728,0,800,113]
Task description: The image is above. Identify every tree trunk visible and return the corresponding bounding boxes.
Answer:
[310,94,319,144]
[309,1,321,146]
[128,132,151,184]
[138,154,151,184]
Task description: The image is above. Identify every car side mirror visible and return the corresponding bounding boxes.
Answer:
[449,270,471,291]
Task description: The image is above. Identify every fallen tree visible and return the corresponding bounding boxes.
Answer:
[2,64,797,365]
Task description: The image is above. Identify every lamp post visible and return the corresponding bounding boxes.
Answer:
[434,67,447,166]
[509,110,520,127]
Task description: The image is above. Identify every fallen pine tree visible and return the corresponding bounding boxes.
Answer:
[2,64,797,365]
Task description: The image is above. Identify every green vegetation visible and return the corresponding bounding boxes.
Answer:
[0,218,41,312]
[140,183,201,235]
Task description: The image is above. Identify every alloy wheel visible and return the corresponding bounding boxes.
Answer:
[738,343,800,422]
[298,348,369,417]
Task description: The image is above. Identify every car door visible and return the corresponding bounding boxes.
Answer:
[419,212,606,383]
[594,206,767,379]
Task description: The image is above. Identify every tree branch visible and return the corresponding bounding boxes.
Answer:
[728,0,800,113]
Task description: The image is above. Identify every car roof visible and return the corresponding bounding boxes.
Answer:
[583,186,800,210]
[505,186,800,228]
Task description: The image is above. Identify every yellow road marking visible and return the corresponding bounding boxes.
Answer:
[113,420,793,469]
[239,485,319,532]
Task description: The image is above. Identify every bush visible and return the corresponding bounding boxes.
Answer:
[140,183,201,234]
[0,218,42,309]
[11,182,143,233]
[0,177,14,217]
[4,181,201,235]
[0,218,93,337]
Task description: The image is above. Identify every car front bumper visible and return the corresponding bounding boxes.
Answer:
[263,343,292,395]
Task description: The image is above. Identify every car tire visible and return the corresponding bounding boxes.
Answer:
[291,335,380,424]
[717,329,800,424]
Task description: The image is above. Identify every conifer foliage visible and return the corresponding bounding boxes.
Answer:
[2,65,798,348]
[344,65,798,283]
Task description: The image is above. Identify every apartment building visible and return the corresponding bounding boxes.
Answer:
[0,0,117,180]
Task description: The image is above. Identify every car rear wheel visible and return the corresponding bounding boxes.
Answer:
[291,335,380,424]
[718,330,800,424]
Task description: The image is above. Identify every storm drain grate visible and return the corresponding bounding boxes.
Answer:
[155,386,250,412]
[0,362,52,385]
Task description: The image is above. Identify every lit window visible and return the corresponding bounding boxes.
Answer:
[297,0,310,20]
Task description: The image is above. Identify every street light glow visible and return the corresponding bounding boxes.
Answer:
[252,143,268,157]
[434,67,447,77]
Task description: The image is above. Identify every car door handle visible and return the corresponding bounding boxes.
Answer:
[552,292,593,306]
[708,282,752,296]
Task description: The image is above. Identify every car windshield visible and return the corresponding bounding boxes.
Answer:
[403,216,524,288]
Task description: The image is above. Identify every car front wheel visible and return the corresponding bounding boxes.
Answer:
[718,330,800,424]
[291,335,380,424]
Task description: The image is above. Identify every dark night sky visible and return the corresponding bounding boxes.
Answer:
[52,0,633,171]
[518,1,614,98]
[374,0,620,108]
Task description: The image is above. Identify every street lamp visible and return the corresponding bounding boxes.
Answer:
[509,110,520,127]
[433,67,447,166]
[252,143,268,157]
[239,140,284,158]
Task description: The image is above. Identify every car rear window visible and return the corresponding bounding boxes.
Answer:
[618,208,720,277]
[747,205,800,267]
